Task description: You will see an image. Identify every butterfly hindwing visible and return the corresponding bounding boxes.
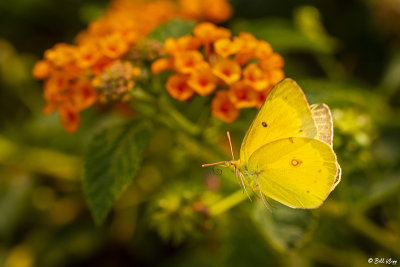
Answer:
[310,103,333,146]
[310,103,341,190]
[245,137,338,209]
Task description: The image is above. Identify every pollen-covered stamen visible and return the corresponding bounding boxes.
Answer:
[93,60,136,102]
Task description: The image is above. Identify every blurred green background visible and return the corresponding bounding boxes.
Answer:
[1,0,400,266]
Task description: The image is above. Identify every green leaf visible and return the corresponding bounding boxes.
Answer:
[251,201,319,252]
[148,18,195,42]
[83,121,152,225]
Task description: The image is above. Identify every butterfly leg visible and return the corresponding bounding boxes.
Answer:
[254,172,275,211]
[235,167,243,191]
[239,171,252,202]
[255,183,272,212]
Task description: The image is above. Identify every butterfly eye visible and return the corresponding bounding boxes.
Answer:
[261,122,268,127]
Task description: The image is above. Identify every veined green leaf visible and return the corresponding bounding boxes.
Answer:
[251,201,319,252]
[83,121,152,225]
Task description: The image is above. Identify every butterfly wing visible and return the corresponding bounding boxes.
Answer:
[310,103,333,146]
[240,78,318,164]
[245,137,338,209]
[310,103,341,189]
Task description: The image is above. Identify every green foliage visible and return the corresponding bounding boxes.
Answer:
[148,19,196,42]
[148,184,217,245]
[252,202,318,252]
[83,121,152,225]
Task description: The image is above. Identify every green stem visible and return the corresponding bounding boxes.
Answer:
[158,96,201,136]
[130,87,157,103]
[209,189,248,216]
[130,85,202,137]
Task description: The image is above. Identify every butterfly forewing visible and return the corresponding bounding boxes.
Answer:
[246,137,338,209]
[240,79,318,164]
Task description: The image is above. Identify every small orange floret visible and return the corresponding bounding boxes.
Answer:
[44,43,77,67]
[259,53,284,71]
[100,33,129,59]
[256,89,271,109]
[76,44,101,69]
[179,0,232,23]
[228,81,259,109]
[234,33,258,65]
[164,38,179,54]
[214,38,241,58]
[243,63,270,91]
[173,50,204,74]
[91,56,113,75]
[166,74,194,101]
[63,62,83,77]
[237,32,258,44]
[212,90,239,123]
[151,58,171,74]
[176,36,201,52]
[59,105,81,133]
[179,0,202,18]
[193,22,231,44]
[255,40,273,60]
[187,63,217,96]
[33,60,51,80]
[164,36,200,54]
[43,73,69,102]
[212,59,241,85]
[267,69,285,85]
[72,78,97,110]
[203,0,232,23]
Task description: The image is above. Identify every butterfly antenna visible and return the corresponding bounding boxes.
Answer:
[202,161,227,167]
[226,131,235,161]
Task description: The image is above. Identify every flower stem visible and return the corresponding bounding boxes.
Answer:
[209,189,248,216]
[158,96,201,136]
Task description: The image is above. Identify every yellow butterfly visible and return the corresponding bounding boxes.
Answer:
[203,78,341,209]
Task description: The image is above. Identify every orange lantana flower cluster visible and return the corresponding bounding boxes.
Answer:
[33,0,232,132]
[151,22,285,123]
